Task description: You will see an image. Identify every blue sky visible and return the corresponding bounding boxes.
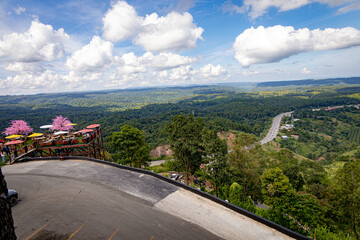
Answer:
[0,0,360,95]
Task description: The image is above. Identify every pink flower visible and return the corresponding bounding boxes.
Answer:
[50,115,74,131]
[4,120,33,136]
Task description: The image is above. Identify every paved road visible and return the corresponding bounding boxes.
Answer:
[3,160,294,240]
[4,160,220,240]
[260,112,293,145]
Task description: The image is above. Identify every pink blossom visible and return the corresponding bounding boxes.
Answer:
[50,115,74,131]
[4,120,33,136]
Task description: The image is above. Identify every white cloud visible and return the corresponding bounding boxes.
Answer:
[243,69,260,76]
[197,64,226,78]
[225,0,358,19]
[222,1,245,14]
[337,1,360,13]
[102,1,203,52]
[141,52,197,70]
[116,52,147,75]
[113,52,227,87]
[102,1,142,42]
[66,36,114,72]
[0,20,69,62]
[116,51,197,74]
[14,6,26,15]
[301,67,312,74]
[233,25,360,67]
[134,12,204,52]
[5,62,44,73]
[0,70,64,93]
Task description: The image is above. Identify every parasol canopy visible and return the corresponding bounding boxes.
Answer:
[53,131,69,136]
[40,125,53,129]
[5,134,23,139]
[27,133,44,138]
[5,140,24,145]
[86,124,100,129]
[78,129,93,133]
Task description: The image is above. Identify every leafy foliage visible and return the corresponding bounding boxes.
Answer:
[106,125,150,168]
[165,114,205,184]
[329,159,360,239]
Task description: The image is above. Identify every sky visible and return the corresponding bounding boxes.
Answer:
[0,0,360,95]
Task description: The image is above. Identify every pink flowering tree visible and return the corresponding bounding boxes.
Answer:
[4,120,33,136]
[50,115,74,131]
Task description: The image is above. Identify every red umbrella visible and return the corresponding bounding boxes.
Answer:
[5,140,24,145]
[86,124,100,129]
[78,129,94,133]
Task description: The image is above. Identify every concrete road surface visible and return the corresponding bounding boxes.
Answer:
[260,112,293,145]
[3,160,294,240]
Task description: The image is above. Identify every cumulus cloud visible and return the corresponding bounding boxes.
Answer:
[0,20,69,62]
[134,12,204,52]
[66,36,114,72]
[112,52,227,87]
[223,0,358,19]
[102,1,142,42]
[301,67,311,74]
[116,51,197,73]
[140,52,197,70]
[0,70,64,93]
[197,64,226,78]
[233,25,360,67]
[102,1,203,52]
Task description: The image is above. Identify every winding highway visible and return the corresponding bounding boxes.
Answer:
[260,111,293,145]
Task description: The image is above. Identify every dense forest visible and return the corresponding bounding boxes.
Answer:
[2,84,360,239]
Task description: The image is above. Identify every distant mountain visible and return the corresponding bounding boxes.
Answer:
[256,77,360,88]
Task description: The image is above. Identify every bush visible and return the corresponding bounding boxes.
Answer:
[229,182,242,206]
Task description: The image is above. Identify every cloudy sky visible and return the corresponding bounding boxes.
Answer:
[0,0,360,95]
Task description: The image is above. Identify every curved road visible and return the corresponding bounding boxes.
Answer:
[260,112,293,145]
[3,160,293,240]
[4,161,219,240]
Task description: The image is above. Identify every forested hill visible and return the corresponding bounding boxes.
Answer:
[1,85,360,147]
[256,77,360,87]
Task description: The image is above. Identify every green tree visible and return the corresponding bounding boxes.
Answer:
[165,114,205,184]
[201,129,229,196]
[261,167,295,205]
[229,182,242,206]
[261,168,324,234]
[330,159,360,240]
[107,125,150,168]
[273,149,305,191]
[228,132,261,202]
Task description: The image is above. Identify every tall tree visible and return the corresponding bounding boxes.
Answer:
[0,168,16,240]
[4,120,33,136]
[330,159,360,240]
[228,132,261,202]
[107,125,150,168]
[201,129,229,196]
[166,114,205,184]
